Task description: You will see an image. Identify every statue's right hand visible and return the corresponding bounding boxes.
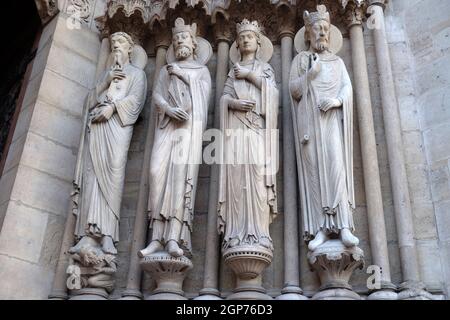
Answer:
[229,99,255,112]
[307,53,321,81]
[107,69,126,83]
[166,107,190,122]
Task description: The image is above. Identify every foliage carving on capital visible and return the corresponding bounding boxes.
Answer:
[344,1,365,28]
[339,0,366,10]
[35,0,59,25]
[153,23,171,48]
[213,18,233,44]
[66,0,92,26]
[97,0,150,44]
[276,3,297,39]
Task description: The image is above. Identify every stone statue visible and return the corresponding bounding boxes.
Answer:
[218,19,279,251]
[217,19,279,300]
[67,237,117,294]
[289,5,359,251]
[68,31,147,294]
[139,18,212,259]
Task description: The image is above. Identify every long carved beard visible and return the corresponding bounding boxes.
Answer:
[113,51,124,69]
[175,46,193,60]
[315,39,329,53]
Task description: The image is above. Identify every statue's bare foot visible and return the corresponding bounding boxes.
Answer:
[308,230,329,251]
[340,228,359,248]
[138,241,163,258]
[166,240,184,258]
[101,236,117,255]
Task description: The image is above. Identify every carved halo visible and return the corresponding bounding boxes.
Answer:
[294,25,343,55]
[166,37,213,66]
[106,44,149,70]
[229,34,274,64]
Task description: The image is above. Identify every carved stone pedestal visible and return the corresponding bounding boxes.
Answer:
[397,281,434,300]
[224,246,273,300]
[120,289,143,300]
[48,289,68,300]
[140,252,193,300]
[69,288,108,300]
[367,281,398,300]
[308,240,364,300]
[194,288,223,300]
[276,286,309,300]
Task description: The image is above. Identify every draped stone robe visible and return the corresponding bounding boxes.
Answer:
[289,51,354,241]
[73,63,147,243]
[218,59,279,250]
[148,61,211,256]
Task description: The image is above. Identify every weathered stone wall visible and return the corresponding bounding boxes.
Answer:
[1,0,449,299]
[386,0,450,296]
[112,31,374,298]
[0,12,101,298]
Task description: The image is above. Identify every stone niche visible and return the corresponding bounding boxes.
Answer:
[106,0,380,299]
[0,0,448,300]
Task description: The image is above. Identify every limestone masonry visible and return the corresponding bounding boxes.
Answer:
[0,0,449,300]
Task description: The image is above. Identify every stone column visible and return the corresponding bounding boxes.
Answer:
[368,0,431,299]
[195,21,232,300]
[346,3,397,300]
[121,27,170,300]
[47,206,78,300]
[48,35,110,300]
[275,6,307,301]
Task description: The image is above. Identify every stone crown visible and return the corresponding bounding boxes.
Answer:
[172,17,197,36]
[303,4,330,27]
[236,19,261,35]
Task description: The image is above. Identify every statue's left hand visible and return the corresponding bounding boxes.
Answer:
[90,103,115,123]
[318,98,341,112]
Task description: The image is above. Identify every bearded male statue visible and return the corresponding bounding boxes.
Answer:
[290,5,359,251]
[70,32,147,256]
[139,18,212,259]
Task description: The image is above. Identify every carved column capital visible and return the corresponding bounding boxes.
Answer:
[345,3,365,29]
[368,0,387,10]
[213,21,234,45]
[195,19,209,39]
[154,26,171,50]
[277,5,296,40]
[95,15,111,40]
[35,0,59,25]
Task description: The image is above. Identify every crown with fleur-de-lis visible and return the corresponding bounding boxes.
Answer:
[303,4,330,27]
[172,17,197,37]
[236,19,262,35]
